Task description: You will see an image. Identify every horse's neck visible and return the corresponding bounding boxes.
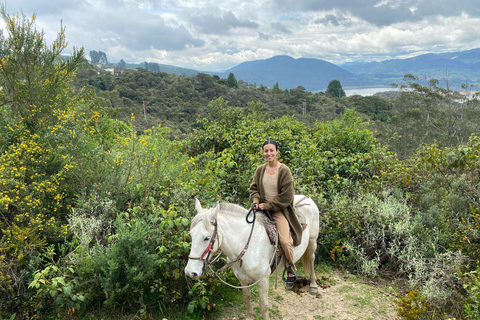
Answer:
[217,213,264,259]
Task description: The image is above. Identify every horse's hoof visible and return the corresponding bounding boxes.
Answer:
[285,282,294,290]
[309,286,318,295]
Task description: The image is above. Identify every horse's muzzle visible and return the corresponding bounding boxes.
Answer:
[184,260,205,279]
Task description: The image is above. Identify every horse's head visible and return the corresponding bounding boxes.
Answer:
[184,198,221,279]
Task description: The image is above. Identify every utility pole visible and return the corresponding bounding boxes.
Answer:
[302,100,307,115]
[143,100,147,123]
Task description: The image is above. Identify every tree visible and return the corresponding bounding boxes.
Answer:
[0,8,84,133]
[116,58,126,69]
[273,82,282,93]
[90,50,99,63]
[326,79,346,98]
[227,72,239,88]
[89,50,108,64]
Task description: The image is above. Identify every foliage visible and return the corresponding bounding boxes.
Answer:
[72,200,197,316]
[325,79,346,98]
[373,82,480,159]
[0,7,84,134]
[28,247,89,317]
[395,290,428,320]
[89,50,108,64]
[227,72,239,88]
[460,267,480,320]
[3,8,480,320]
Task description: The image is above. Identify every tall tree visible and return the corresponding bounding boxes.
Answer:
[227,72,239,88]
[273,82,281,92]
[99,51,108,64]
[116,58,126,68]
[326,79,346,98]
[90,50,108,64]
[89,50,100,63]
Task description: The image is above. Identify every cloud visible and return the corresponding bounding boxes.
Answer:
[272,0,480,26]
[258,32,282,41]
[189,8,258,35]
[314,14,340,26]
[6,0,204,53]
[271,22,292,34]
[3,0,480,71]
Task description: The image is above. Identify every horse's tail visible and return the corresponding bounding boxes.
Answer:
[300,196,318,279]
[302,248,313,277]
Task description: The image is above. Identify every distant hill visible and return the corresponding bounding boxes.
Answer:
[114,47,480,92]
[340,48,480,90]
[217,55,370,91]
[122,62,203,77]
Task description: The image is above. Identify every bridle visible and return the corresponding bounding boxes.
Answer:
[187,206,264,276]
[188,219,220,272]
[188,205,280,289]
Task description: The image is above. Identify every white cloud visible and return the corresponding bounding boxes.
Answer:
[2,0,480,71]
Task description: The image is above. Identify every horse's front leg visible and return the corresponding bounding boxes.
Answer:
[257,277,270,320]
[240,281,255,319]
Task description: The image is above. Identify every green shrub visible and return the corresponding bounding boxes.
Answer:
[28,247,90,317]
[70,199,209,316]
[461,267,480,320]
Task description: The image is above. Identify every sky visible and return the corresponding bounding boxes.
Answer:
[3,0,480,72]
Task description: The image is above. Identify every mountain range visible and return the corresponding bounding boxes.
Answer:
[126,48,480,92]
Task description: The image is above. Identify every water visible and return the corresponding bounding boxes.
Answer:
[344,87,394,97]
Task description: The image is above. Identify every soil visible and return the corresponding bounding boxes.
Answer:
[216,270,398,320]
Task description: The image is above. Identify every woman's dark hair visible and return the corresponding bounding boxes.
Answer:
[262,139,278,150]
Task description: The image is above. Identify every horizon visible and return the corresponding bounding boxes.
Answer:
[98,47,480,74]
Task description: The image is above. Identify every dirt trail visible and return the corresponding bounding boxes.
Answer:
[218,270,398,320]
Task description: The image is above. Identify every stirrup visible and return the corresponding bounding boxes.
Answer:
[282,266,297,283]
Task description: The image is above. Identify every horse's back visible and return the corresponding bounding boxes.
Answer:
[294,195,320,237]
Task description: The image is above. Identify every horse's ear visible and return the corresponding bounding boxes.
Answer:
[195,198,203,213]
[208,203,219,224]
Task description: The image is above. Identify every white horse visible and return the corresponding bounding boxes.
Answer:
[185,195,320,320]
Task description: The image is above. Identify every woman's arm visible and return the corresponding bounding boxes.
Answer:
[249,166,261,205]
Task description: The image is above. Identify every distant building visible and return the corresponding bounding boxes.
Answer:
[114,68,125,77]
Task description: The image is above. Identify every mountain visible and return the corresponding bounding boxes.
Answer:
[218,55,370,91]
[123,62,202,76]
[116,48,480,92]
[340,48,480,89]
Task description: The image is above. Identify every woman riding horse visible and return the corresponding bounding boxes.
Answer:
[249,139,302,283]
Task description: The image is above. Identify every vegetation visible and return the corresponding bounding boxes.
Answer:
[1,9,480,320]
[326,79,346,98]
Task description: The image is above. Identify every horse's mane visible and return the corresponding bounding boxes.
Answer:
[190,202,268,230]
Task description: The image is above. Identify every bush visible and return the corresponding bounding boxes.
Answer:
[70,199,206,316]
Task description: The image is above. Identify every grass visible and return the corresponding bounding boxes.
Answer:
[179,262,397,320]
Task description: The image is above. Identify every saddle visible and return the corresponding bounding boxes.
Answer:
[261,209,307,246]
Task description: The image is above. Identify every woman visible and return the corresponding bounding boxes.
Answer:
[249,139,303,282]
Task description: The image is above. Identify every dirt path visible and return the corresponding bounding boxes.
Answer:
[217,270,398,320]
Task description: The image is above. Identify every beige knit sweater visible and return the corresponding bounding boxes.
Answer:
[249,163,303,246]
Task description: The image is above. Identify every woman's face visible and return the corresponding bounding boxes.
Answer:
[263,143,278,162]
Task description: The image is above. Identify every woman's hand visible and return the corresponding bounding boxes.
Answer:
[255,203,265,210]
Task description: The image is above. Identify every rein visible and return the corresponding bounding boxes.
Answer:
[215,205,257,273]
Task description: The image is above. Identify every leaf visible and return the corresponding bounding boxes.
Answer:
[63,285,72,296]
[57,277,66,286]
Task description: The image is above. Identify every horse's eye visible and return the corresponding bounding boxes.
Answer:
[204,236,211,241]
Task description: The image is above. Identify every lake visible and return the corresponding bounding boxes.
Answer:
[344,87,394,96]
